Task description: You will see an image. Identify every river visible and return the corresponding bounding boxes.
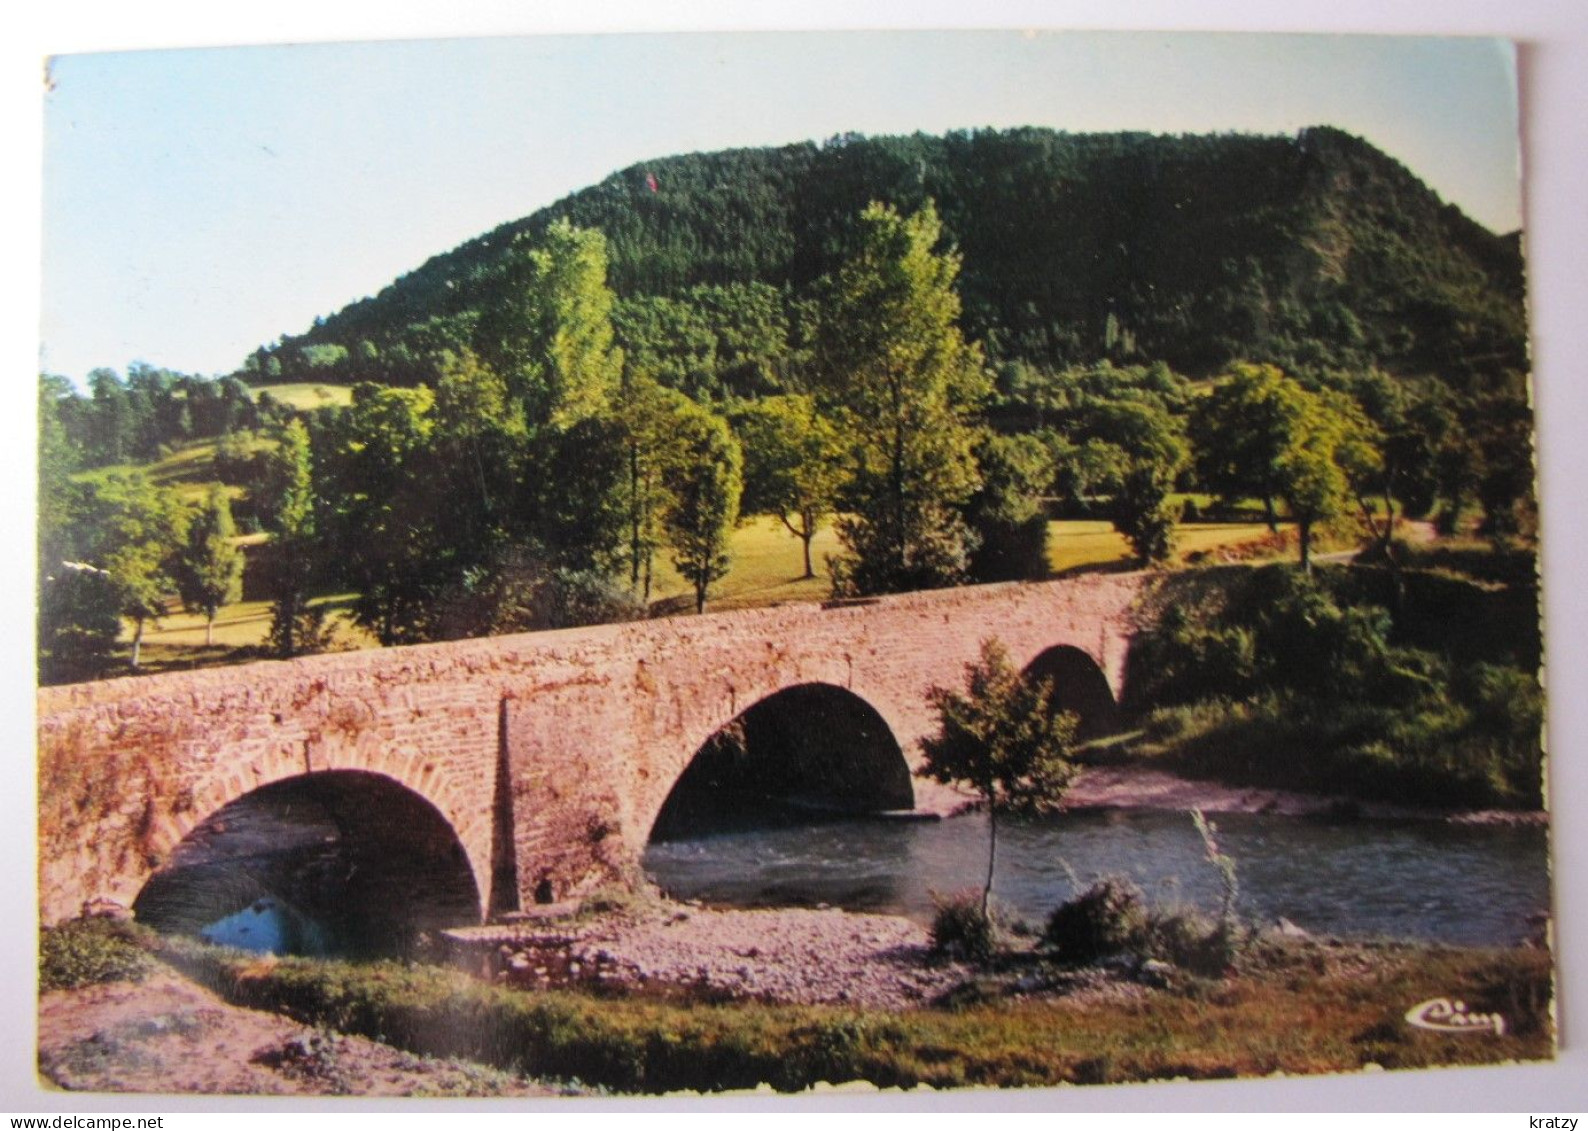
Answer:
[641,808,1550,947]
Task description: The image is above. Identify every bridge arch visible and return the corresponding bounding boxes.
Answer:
[647,682,914,842]
[133,769,482,956]
[1022,644,1120,740]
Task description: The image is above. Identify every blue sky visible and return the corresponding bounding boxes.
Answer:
[40,30,1521,383]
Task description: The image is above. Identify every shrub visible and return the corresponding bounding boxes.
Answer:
[40,918,157,991]
[1043,879,1146,963]
[929,892,996,963]
[433,550,645,640]
[1141,907,1220,973]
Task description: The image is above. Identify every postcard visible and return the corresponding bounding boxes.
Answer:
[33,26,1554,1103]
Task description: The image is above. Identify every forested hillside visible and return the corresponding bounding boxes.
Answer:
[249,126,1525,394]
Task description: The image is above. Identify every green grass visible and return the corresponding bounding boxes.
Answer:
[40,918,159,991]
[73,440,229,506]
[1047,519,1276,575]
[101,516,1279,674]
[70,433,281,507]
[647,515,845,612]
[254,383,355,410]
[123,592,376,675]
[146,929,1552,1094]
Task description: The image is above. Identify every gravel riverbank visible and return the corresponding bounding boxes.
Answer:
[446,904,975,1010]
[1061,764,1549,824]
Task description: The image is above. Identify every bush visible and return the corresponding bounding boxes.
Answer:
[433,550,645,640]
[929,893,996,963]
[1140,907,1237,978]
[40,918,157,991]
[1043,879,1146,963]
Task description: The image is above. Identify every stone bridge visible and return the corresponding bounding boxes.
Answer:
[37,573,1148,934]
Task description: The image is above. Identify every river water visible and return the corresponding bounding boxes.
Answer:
[642,809,1550,947]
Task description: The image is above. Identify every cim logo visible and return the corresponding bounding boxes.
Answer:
[1405,997,1506,1036]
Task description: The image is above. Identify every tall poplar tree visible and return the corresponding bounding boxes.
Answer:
[815,201,989,596]
[534,219,625,428]
[482,219,624,431]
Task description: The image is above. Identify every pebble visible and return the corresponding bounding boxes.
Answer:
[506,906,972,1010]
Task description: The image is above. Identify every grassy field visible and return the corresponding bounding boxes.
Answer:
[124,923,1551,1094]
[653,515,1278,610]
[126,593,376,674]
[120,514,1279,671]
[1045,519,1276,575]
[71,435,275,507]
[646,515,847,612]
[253,383,355,410]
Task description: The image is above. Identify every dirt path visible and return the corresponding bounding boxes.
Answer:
[38,969,556,1097]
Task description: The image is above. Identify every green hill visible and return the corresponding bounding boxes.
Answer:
[248,126,1525,393]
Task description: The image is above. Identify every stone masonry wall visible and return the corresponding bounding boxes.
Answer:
[37,572,1146,926]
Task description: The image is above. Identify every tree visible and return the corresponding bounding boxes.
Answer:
[258,419,320,657]
[38,376,82,581]
[1190,362,1301,530]
[1193,363,1381,569]
[1084,401,1188,566]
[1472,374,1537,547]
[612,293,720,400]
[1113,469,1182,566]
[965,432,1052,582]
[432,347,523,532]
[1340,369,1434,554]
[1275,386,1381,572]
[534,220,625,427]
[920,638,1080,917]
[319,384,444,645]
[86,368,133,467]
[38,560,121,684]
[480,219,624,429]
[177,485,245,646]
[72,473,189,669]
[430,545,645,640]
[663,403,743,614]
[533,413,631,576]
[733,394,848,579]
[614,375,687,601]
[815,200,988,596]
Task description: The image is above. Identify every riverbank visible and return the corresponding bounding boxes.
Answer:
[39,906,1555,1096]
[444,904,974,1009]
[918,761,1548,825]
[38,967,558,1096]
[1061,763,1548,824]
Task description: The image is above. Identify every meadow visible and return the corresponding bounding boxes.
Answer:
[79,416,1275,673]
[125,511,1276,671]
